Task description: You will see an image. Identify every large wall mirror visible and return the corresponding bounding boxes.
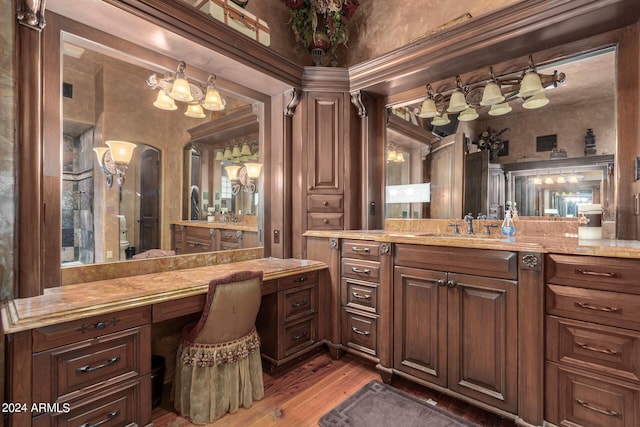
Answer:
[59,25,264,268]
[384,47,617,223]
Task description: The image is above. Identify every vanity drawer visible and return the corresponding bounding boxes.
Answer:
[307,194,343,212]
[219,229,242,243]
[546,316,640,382]
[33,326,150,404]
[307,213,344,230]
[342,308,377,356]
[185,239,214,252]
[546,254,640,294]
[546,285,640,331]
[278,270,318,291]
[341,278,378,313]
[342,258,381,282]
[32,307,152,352]
[280,283,317,323]
[281,316,317,357]
[186,226,215,241]
[219,241,240,251]
[33,377,147,426]
[545,362,640,427]
[342,240,381,260]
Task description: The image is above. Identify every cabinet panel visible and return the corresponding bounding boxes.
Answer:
[447,273,518,413]
[341,258,381,282]
[546,254,640,294]
[393,266,448,387]
[281,316,317,357]
[341,277,378,313]
[342,240,381,260]
[307,92,344,194]
[546,315,640,382]
[307,212,344,230]
[307,194,344,212]
[280,283,317,323]
[342,308,377,356]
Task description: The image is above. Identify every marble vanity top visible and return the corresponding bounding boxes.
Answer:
[303,229,640,259]
[1,258,326,334]
[172,220,258,231]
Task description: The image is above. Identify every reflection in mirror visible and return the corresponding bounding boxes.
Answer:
[61,36,262,266]
[385,47,617,222]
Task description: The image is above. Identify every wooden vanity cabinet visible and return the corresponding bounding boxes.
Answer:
[393,244,518,413]
[171,224,215,254]
[544,254,640,427]
[256,271,321,372]
[218,228,242,251]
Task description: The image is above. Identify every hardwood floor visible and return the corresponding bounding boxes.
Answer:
[152,350,516,426]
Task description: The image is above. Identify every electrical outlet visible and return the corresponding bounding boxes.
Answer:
[107,250,113,259]
[274,230,280,244]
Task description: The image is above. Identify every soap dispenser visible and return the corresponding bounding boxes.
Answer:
[501,210,516,238]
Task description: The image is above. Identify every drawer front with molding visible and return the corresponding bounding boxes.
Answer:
[32,307,152,352]
[546,285,640,330]
[341,278,378,313]
[546,316,640,382]
[185,238,214,253]
[307,194,344,212]
[280,283,317,323]
[342,308,377,356]
[33,326,149,404]
[219,241,240,251]
[342,240,381,260]
[342,258,381,283]
[307,213,344,230]
[545,362,640,427]
[281,316,317,357]
[546,254,640,294]
[219,229,242,243]
[278,270,318,292]
[186,226,214,241]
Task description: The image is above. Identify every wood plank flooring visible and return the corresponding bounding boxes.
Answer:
[152,350,516,426]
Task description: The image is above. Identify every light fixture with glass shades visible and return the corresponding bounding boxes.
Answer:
[415,55,565,122]
[224,163,263,195]
[146,61,226,118]
[93,140,137,187]
[386,143,405,162]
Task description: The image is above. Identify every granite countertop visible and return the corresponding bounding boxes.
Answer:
[172,220,258,232]
[1,258,326,334]
[303,230,640,259]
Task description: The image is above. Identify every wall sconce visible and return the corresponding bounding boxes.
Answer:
[93,140,137,187]
[147,61,226,118]
[225,163,263,195]
[417,55,565,122]
[386,143,405,163]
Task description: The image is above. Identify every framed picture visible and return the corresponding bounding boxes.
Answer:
[498,140,509,157]
[536,134,557,152]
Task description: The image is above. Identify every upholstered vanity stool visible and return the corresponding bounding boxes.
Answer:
[173,270,265,423]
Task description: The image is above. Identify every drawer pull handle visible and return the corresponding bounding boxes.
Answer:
[76,356,121,374]
[352,247,371,253]
[323,219,329,224]
[352,292,371,300]
[294,277,307,283]
[352,267,371,274]
[575,399,620,417]
[352,327,371,336]
[291,331,308,340]
[575,301,620,313]
[78,318,120,333]
[576,342,620,355]
[79,409,120,427]
[575,268,618,278]
[224,233,233,238]
[291,299,308,308]
[322,201,329,206]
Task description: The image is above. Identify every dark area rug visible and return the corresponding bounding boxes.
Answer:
[318,380,479,427]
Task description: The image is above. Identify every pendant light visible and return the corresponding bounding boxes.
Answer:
[418,84,438,118]
[447,76,468,113]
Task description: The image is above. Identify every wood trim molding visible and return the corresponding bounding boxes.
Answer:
[284,88,301,117]
[187,104,259,143]
[302,66,350,92]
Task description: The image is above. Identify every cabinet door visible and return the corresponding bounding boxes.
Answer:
[307,92,344,194]
[447,273,517,412]
[393,266,447,387]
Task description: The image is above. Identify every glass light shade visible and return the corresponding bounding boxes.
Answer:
[480,81,505,106]
[232,146,241,157]
[544,176,554,184]
[556,175,566,184]
[394,152,405,162]
[431,113,450,126]
[518,71,544,98]
[532,176,542,185]
[568,174,580,183]
[225,165,242,181]
[223,147,233,160]
[215,150,224,161]
[184,104,206,118]
[231,158,241,164]
[249,152,259,161]
[488,102,512,116]
[170,76,193,102]
[522,92,549,109]
[240,143,252,156]
[93,147,109,167]
[239,155,250,162]
[245,163,263,179]
[458,107,479,122]
[153,90,177,111]
[105,141,136,165]
[418,98,438,118]
[202,86,224,111]
[447,90,468,113]
[387,150,397,162]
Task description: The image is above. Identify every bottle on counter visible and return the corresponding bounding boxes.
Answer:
[501,210,516,237]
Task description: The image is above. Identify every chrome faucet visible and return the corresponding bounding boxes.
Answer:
[463,213,474,234]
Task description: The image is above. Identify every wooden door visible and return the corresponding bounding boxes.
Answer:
[463,150,488,218]
[429,133,464,219]
[447,273,518,412]
[139,149,160,252]
[393,266,448,387]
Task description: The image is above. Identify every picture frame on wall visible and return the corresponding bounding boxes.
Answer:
[536,134,557,152]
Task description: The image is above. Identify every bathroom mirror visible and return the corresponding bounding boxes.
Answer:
[60,35,264,266]
[384,47,617,221]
